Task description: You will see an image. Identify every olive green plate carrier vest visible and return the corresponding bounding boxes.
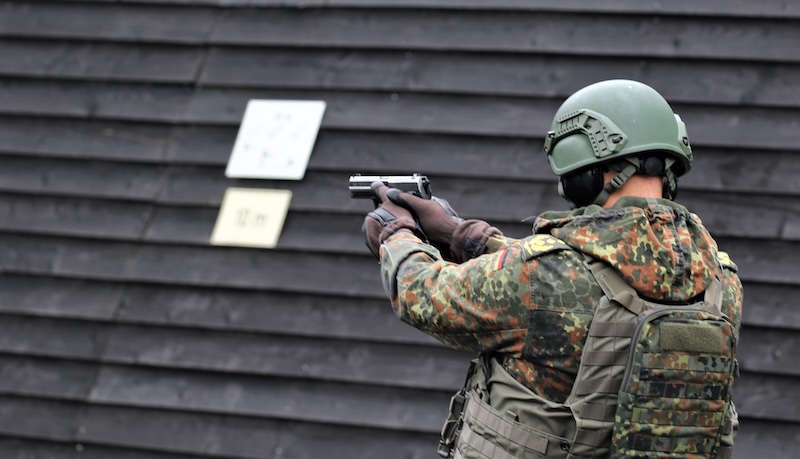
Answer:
[438,259,738,459]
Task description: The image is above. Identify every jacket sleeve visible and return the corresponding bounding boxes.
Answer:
[379,230,529,353]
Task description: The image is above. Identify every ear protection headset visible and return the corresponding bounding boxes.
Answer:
[559,155,675,208]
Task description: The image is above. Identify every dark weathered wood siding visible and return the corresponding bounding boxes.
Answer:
[0,1,797,457]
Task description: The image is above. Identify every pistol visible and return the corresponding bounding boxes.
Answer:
[348,173,432,200]
[349,173,510,256]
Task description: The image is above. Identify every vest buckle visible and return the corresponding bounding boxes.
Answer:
[437,389,467,458]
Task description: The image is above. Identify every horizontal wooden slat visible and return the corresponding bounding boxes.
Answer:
[0,156,172,202]
[1,117,798,196]
[0,233,385,296]
[740,282,800,330]
[0,117,227,164]
[4,3,800,62]
[0,192,155,239]
[732,418,800,459]
[0,355,452,431]
[200,47,800,108]
[734,373,800,423]
[50,0,800,19]
[0,2,216,44]
[211,9,800,63]
[0,397,79,446]
[0,275,124,322]
[0,395,439,458]
[737,327,800,376]
[0,315,464,389]
[0,274,431,343]
[1,79,799,150]
[4,39,800,109]
[0,437,207,459]
[0,39,202,83]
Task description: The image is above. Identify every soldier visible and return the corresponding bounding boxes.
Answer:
[362,80,741,458]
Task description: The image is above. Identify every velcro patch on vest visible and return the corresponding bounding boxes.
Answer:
[521,234,569,261]
[659,322,724,355]
[717,251,738,273]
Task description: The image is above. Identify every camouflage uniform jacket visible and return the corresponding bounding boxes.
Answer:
[379,196,743,403]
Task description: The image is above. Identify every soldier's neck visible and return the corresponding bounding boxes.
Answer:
[602,175,663,208]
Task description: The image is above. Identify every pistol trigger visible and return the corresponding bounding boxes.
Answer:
[413,219,430,244]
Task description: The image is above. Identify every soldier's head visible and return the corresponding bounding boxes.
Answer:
[544,80,692,208]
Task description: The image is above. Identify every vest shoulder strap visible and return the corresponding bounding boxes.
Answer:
[718,251,738,273]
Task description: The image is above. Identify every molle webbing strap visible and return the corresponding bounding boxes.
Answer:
[456,421,515,459]
[588,321,635,337]
[718,446,733,459]
[565,257,638,458]
[461,396,550,456]
[585,261,643,314]
[581,403,617,421]
[457,421,515,459]
[580,351,627,366]
[704,274,724,314]
[575,377,622,396]
[573,428,610,448]
[628,434,713,454]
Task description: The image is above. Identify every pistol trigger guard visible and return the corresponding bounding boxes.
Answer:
[412,220,430,244]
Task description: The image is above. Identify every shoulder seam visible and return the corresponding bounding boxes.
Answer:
[521,234,571,261]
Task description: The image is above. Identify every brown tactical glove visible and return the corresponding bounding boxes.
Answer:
[386,190,503,263]
[362,182,424,257]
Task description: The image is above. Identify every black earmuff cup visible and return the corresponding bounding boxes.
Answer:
[561,166,605,207]
[641,156,665,176]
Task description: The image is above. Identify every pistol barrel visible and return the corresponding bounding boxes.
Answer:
[348,174,432,199]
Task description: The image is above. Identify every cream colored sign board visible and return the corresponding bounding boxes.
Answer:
[210,188,292,249]
[225,99,326,180]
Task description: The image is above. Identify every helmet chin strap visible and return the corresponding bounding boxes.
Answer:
[662,157,678,200]
[590,157,680,206]
[592,158,639,206]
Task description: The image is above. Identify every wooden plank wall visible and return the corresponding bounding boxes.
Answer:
[0,1,798,457]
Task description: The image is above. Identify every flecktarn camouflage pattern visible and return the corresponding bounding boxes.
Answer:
[379,196,742,457]
[611,307,736,458]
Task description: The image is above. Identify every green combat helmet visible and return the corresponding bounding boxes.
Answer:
[543,80,693,207]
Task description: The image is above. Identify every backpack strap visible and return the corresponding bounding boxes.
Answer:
[703,273,724,314]
[585,259,645,315]
[589,257,725,316]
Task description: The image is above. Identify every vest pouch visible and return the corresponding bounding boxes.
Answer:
[611,308,736,458]
[455,358,573,459]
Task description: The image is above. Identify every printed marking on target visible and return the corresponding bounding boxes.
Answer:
[210,188,292,248]
[225,100,326,180]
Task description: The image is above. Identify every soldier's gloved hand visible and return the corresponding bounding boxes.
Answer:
[386,191,503,263]
[362,182,425,257]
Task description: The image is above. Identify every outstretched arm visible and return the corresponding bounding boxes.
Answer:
[380,231,528,353]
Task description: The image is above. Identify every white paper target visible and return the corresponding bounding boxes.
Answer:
[225,100,326,180]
